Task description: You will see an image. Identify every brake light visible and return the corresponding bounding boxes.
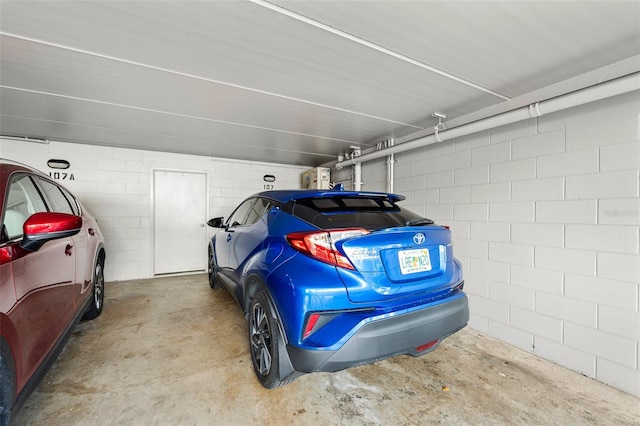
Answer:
[286,228,369,270]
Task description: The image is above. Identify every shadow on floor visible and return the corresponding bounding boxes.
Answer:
[13,274,640,425]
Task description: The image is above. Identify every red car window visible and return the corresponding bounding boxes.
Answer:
[2,175,48,241]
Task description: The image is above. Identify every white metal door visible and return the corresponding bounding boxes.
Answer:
[153,170,207,275]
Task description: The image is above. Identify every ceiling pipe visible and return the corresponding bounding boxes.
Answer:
[336,72,640,170]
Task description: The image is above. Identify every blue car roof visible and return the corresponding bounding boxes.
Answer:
[256,188,406,203]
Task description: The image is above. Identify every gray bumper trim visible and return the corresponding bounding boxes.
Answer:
[287,293,469,373]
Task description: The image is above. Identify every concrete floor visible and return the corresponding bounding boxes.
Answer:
[13,274,640,425]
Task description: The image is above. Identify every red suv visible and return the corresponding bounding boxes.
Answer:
[0,159,106,424]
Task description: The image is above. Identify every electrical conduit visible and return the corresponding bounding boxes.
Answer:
[336,73,640,170]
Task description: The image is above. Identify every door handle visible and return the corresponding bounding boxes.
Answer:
[226,234,233,242]
[65,244,73,256]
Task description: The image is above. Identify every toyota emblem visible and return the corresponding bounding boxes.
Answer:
[413,233,426,245]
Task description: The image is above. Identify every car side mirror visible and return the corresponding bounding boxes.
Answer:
[207,217,225,228]
[21,212,82,252]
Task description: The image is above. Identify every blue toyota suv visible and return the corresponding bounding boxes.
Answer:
[207,187,468,388]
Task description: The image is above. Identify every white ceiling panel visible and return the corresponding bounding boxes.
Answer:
[0,88,355,161]
[276,1,640,97]
[1,113,332,165]
[1,37,416,142]
[1,1,639,166]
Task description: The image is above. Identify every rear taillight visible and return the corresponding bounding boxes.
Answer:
[286,228,369,270]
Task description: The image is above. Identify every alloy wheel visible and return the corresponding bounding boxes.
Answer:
[250,302,272,376]
[94,262,104,311]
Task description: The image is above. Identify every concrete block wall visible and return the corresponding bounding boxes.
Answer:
[330,165,353,190]
[0,139,308,281]
[357,91,640,397]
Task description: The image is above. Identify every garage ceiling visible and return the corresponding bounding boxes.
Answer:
[1,1,639,166]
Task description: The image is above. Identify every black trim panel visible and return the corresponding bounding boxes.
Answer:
[287,294,469,373]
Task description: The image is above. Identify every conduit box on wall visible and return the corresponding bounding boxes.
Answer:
[301,167,331,189]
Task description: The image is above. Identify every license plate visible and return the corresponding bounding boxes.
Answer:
[398,248,432,274]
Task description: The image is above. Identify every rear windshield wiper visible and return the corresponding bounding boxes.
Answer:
[406,218,435,226]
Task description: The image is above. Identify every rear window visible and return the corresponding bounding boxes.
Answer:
[292,196,428,230]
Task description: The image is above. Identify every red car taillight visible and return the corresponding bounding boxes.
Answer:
[286,228,369,270]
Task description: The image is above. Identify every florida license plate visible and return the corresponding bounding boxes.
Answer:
[398,248,432,274]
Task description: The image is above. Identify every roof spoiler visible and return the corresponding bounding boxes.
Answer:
[325,184,405,202]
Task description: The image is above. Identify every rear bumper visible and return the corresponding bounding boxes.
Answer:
[286,292,469,373]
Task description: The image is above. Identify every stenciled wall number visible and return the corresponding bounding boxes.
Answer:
[48,171,75,181]
[263,174,276,190]
[47,159,75,181]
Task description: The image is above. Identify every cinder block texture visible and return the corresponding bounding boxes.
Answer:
[0,139,307,281]
[472,141,510,166]
[537,148,598,177]
[489,201,534,223]
[370,92,640,397]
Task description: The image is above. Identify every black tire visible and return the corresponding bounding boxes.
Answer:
[208,247,222,289]
[248,289,284,389]
[83,256,104,320]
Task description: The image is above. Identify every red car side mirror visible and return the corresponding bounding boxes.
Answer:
[21,212,82,251]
